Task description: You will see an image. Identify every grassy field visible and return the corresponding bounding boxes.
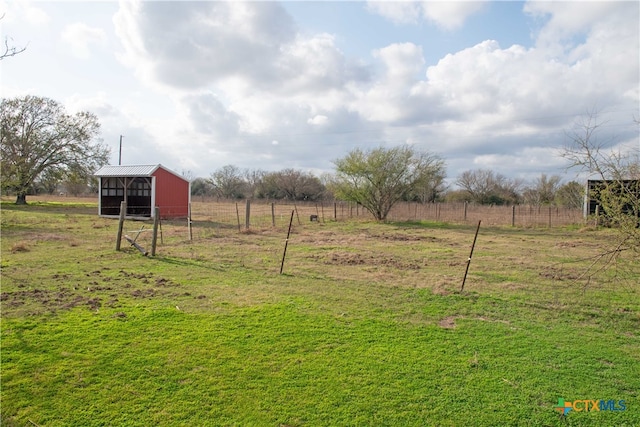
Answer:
[1,197,638,426]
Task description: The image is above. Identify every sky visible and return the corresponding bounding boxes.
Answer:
[1,1,638,187]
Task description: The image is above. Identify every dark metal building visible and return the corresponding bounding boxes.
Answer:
[584,179,640,218]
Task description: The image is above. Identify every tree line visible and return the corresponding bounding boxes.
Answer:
[195,163,583,208]
[1,95,631,223]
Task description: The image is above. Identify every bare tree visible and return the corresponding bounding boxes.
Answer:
[259,169,325,201]
[456,169,522,205]
[561,110,639,288]
[208,165,246,199]
[555,181,584,209]
[522,174,563,205]
[0,14,27,60]
[243,168,266,199]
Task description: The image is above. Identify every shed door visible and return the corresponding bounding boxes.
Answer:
[100,177,125,216]
[127,177,152,216]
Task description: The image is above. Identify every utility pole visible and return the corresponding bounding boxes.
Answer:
[118,135,124,165]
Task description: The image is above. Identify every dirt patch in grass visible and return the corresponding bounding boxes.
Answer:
[294,227,447,248]
[0,268,186,317]
[438,316,458,328]
[10,242,30,253]
[324,251,423,270]
[367,231,444,243]
[432,281,457,295]
[294,229,369,246]
[539,265,582,281]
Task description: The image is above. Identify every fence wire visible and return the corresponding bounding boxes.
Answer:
[186,199,585,229]
[116,200,586,252]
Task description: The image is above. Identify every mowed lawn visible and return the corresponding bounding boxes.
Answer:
[1,199,638,426]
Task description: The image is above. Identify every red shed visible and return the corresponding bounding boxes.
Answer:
[94,164,191,219]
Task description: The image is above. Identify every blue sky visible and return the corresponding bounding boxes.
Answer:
[1,1,638,186]
[284,2,534,62]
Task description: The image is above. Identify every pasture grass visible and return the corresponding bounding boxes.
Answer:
[1,198,639,426]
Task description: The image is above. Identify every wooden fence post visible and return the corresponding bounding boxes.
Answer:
[511,205,516,227]
[151,207,160,256]
[293,203,301,225]
[116,201,126,251]
[245,199,250,231]
[271,203,276,227]
[235,203,241,232]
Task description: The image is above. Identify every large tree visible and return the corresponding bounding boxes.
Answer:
[260,169,325,201]
[455,169,522,205]
[1,95,110,204]
[243,168,266,199]
[332,145,445,221]
[191,177,215,199]
[208,164,247,199]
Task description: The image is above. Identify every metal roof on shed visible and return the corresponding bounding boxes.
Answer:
[94,164,161,177]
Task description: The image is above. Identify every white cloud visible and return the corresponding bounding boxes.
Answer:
[358,7,637,132]
[64,92,118,117]
[61,23,107,59]
[367,1,487,30]
[182,93,240,139]
[421,1,487,31]
[474,146,566,170]
[525,2,620,47]
[23,3,49,25]
[1,0,50,25]
[308,115,328,126]
[365,2,423,25]
[110,0,376,173]
[275,33,370,95]
[114,1,296,90]
[104,1,640,178]
[374,42,425,81]
[355,42,426,122]
[114,1,370,96]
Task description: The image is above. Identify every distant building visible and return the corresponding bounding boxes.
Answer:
[584,179,640,219]
[94,164,191,219]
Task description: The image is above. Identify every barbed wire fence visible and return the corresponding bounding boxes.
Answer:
[128,199,586,251]
[190,199,584,227]
[385,201,585,227]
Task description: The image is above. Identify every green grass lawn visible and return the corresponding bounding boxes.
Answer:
[1,200,638,426]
